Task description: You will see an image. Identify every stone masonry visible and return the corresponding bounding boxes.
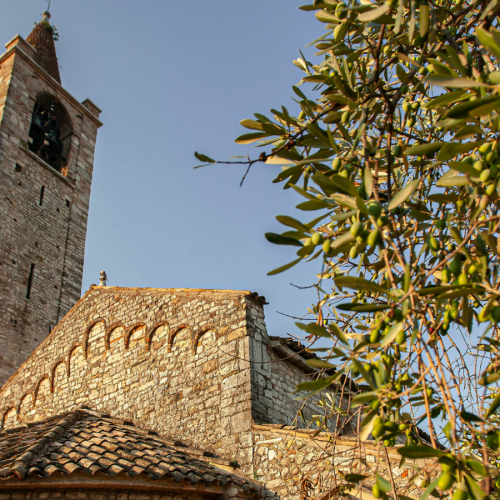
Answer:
[0,30,102,384]
[0,285,433,500]
[0,286,342,476]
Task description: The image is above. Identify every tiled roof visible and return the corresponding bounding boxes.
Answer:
[0,409,255,491]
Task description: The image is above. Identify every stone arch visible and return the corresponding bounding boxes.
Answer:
[146,322,169,350]
[1,407,17,430]
[18,393,33,421]
[83,319,106,358]
[108,324,126,351]
[28,92,73,175]
[34,377,51,407]
[125,323,146,349]
[50,360,67,392]
[168,324,191,352]
[87,320,106,359]
[67,344,83,376]
[105,321,125,349]
[193,325,218,353]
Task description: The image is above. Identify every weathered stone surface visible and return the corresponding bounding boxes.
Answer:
[0,285,338,481]
[251,425,436,500]
[0,34,102,385]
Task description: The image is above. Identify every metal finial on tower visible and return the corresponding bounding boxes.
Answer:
[47,0,51,12]
[99,271,108,286]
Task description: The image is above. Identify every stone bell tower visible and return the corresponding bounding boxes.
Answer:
[0,12,102,385]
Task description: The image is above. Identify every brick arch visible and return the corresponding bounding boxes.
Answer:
[50,359,67,392]
[193,325,218,353]
[146,321,169,350]
[168,324,191,352]
[83,319,106,358]
[105,321,125,349]
[125,323,147,349]
[67,343,83,376]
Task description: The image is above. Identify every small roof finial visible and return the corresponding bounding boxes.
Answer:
[99,271,108,286]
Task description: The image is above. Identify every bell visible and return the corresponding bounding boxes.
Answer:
[40,131,61,167]
[29,114,44,142]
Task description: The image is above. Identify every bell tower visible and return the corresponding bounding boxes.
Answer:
[0,12,102,385]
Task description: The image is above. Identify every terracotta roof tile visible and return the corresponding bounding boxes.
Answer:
[0,410,255,492]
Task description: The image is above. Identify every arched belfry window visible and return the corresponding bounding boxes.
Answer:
[28,94,72,175]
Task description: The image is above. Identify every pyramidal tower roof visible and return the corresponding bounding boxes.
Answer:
[26,11,61,84]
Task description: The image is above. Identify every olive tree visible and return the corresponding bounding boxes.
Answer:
[196,0,500,498]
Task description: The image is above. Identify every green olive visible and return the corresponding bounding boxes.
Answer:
[367,229,381,247]
[450,260,462,276]
[429,237,439,251]
[479,143,492,154]
[486,183,496,197]
[438,473,455,491]
[368,202,382,218]
[441,268,451,283]
[350,222,363,237]
[452,490,468,500]
[370,328,382,343]
[474,160,484,172]
[492,306,500,323]
[311,232,322,245]
[480,169,491,182]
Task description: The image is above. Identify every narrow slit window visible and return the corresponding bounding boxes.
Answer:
[39,186,45,206]
[26,264,35,299]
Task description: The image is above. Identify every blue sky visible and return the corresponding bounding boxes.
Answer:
[1,1,325,338]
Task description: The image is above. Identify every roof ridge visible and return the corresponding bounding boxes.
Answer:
[5,410,81,479]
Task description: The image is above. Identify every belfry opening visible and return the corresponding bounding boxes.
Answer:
[28,94,72,174]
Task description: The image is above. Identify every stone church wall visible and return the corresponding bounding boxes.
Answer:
[0,286,344,477]
[0,36,101,385]
[251,424,432,500]
[0,287,260,471]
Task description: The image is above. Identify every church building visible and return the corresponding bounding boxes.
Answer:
[0,13,426,500]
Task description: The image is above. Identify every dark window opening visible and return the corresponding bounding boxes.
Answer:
[26,264,35,299]
[66,199,70,207]
[39,186,45,206]
[15,163,22,172]
[28,94,72,175]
